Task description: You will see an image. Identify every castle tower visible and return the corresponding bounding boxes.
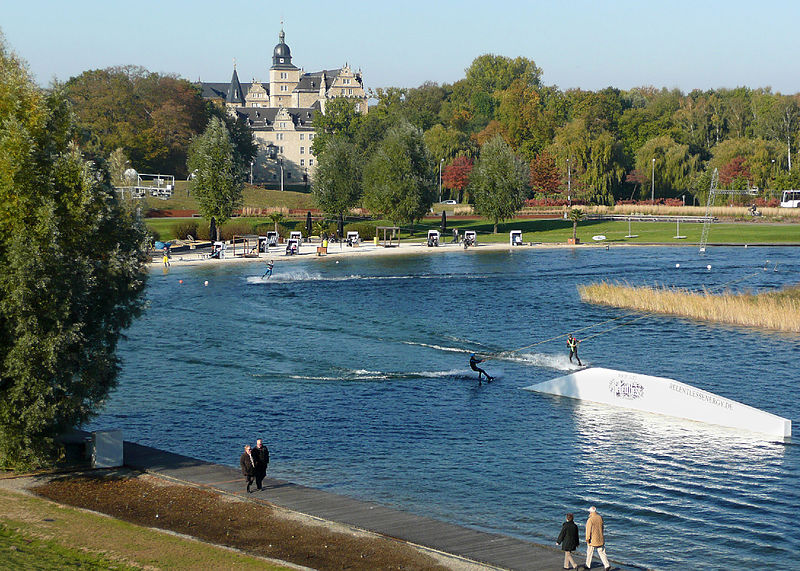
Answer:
[269,27,300,108]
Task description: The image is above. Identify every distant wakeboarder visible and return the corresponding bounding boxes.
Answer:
[262,260,274,279]
[567,334,582,367]
[470,353,493,385]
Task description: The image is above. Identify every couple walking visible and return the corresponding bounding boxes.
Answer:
[240,439,270,493]
[557,506,612,570]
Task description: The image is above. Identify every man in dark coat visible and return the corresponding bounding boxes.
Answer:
[240,444,256,493]
[252,438,270,491]
[556,512,580,569]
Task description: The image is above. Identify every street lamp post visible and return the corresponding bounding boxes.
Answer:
[651,157,655,202]
[439,158,444,203]
[250,161,254,185]
[567,158,571,207]
[279,157,284,192]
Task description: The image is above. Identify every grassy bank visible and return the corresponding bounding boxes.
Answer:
[0,487,288,570]
[141,184,313,213]
[578,281,800,332]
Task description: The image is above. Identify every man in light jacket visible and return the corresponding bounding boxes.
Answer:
[584,506,611,570]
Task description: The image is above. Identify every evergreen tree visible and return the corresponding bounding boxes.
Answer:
[187,117,244,240]
[0,38,148,468]
[469,136,529,233]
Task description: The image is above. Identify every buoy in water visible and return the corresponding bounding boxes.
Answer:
[706,264,712,270]
[204,280,209,286]
[179,279,183,284]
[675,263,680,268]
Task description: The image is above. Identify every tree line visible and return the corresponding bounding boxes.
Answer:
[312,54,800,223]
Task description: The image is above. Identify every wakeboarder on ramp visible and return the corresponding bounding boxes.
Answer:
[523,367,791,439]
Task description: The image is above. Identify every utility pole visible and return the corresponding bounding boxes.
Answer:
[651,157,655,202]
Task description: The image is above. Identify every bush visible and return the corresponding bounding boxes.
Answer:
[175,221,198,240]
[149,229,161,244]
[218,220,255,241]
[343,222,377,240]
[196,223,211,241]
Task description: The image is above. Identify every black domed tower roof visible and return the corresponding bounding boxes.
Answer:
[271,29,297,70]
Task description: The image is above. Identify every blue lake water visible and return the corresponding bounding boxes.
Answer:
[90,245,800,570]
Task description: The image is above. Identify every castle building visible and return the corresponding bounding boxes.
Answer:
[200,29,368,186]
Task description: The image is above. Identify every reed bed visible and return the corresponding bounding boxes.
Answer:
[579,281,800,332]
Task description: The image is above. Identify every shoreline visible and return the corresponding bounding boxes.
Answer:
[150,239,720,269]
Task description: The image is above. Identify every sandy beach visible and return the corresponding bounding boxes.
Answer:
[152,238,633,268]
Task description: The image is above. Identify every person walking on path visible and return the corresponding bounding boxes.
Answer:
[240,444,257,493]
[252,438,270,491]
[556,513,580,569]
[567,334,582,367]
[469,353,493,385]
[584,506,610,571]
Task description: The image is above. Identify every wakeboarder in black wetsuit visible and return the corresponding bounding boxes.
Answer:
[470,353,493,385]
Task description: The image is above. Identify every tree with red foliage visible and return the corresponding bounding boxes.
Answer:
[719,156,752,189]
[529,151,561,196]
[442,156,474,202]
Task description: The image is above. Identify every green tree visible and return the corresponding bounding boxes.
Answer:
[187,117,244,239]
[469,136,529,233]
[65,66,208,177]
[0,39,148,469]
[362,121,435,223]
[551,119,625,204]
[310,97,363,156]
[635,136,698,200]
[107,147,131,187]
[312,136,362,220]
[423,124,476,162]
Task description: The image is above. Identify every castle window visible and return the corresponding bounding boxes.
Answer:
[300,147,305,154]
[309,159,314,166]
[309,134,314,140]
[355,103,360,112]
[300,159,305,166]
[276,133,283,141]
[299,134,304,140]
[280,146,284,154]
[280,72,287,79]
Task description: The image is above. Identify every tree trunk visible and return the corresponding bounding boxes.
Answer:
[572,221,578,241]
[493,222,498,234]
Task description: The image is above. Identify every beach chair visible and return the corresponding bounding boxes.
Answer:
[289,231,303,244]
[510,230,523,246]
[346,231,360,247]
[463,230,477,248]
[427,229,440,247]
[266,231,279,247]
[285,238,299,255]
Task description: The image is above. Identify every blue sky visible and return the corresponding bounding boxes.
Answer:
[3,0,799,93]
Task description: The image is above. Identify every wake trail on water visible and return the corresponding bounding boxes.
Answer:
[286,368,475,382]
[402,340,584,371]
[245,272,491,284]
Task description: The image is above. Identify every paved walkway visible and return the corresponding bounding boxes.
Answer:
[124,441,637,571]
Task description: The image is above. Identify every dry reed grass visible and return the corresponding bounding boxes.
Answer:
[579,281,800,332]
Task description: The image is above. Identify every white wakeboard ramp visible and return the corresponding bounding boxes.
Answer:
[523,367,791,439]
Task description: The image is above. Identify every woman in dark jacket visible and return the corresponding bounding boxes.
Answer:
[556,513,580,569]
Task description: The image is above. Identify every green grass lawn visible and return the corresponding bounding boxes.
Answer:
[140,184,313,213]
[146,211,800,245]
[396,218,800,245]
